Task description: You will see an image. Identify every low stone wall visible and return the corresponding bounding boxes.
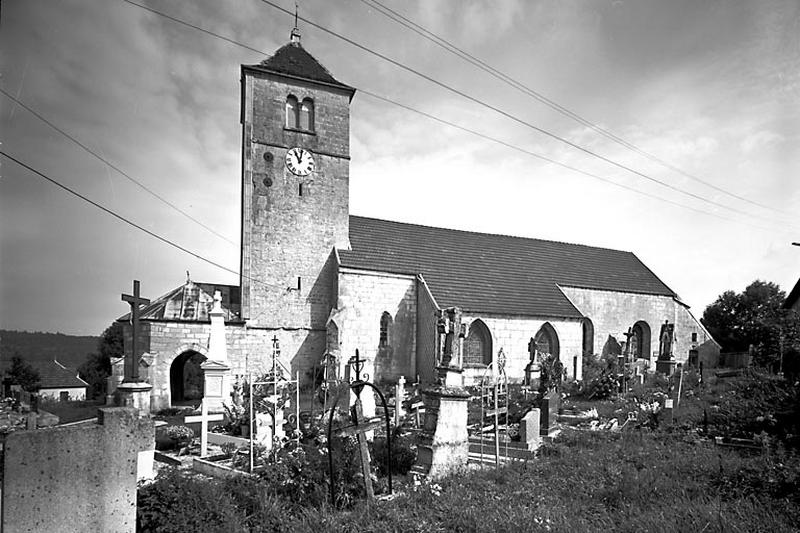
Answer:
[2,408,154,533]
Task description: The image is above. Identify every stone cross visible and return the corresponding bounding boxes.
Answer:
[184,398,224,457]
[121,280,150,382]
[438,307,463,369]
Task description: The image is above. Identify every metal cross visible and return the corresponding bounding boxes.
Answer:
[334,397,382,499]
[121,280,150,382]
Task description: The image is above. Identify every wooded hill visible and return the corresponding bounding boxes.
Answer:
[0,330,99,369]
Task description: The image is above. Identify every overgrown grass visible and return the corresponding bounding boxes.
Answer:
[138,371,800,532]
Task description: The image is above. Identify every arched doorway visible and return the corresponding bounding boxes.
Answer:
[582,318,594,357]
[170,350,206,405]
[534,323,560,360]
[632,321,651,360]
[464,319,492,366]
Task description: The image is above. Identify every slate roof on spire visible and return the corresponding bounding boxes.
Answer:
[247,41,354,91]
[339,216,678,318]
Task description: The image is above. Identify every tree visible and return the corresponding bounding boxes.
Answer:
[702,280,800,369]
[78,322,123,399]
[8,356,41,392]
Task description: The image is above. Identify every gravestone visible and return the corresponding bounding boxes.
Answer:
[519,408,541,451]
[416,307,471,479]
[394,375,406,427]
[201,290,232,413]
[117,280,153,413]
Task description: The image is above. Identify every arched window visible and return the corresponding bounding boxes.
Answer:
[285,95,299,129]
[631,321,651,360]
[582,318,594,357]
[534,322,560,360]
[379,312,392,347]
[464,319,492,366]
[300,98,314,131]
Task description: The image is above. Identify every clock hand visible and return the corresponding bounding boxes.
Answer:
[296,151,304,166]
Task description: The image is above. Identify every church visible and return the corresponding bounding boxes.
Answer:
[115,30,718,411]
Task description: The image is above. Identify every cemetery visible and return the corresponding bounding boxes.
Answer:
[1,283,797,531]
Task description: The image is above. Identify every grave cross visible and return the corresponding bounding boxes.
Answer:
[334,395,383,499]
[121,280,150,382]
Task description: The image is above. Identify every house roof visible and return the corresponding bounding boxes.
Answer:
[36,360,88,389]
[339,216,677,318]
[244,41,355,93]
[117,281,241,323]
[0,359,88,390]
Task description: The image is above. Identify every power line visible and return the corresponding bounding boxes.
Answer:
[0,87,237,246]
[358,89,779,232]
[118,0,793,234]
[0,150,287,291]
[259,0,787,225]
[357,0,789,218]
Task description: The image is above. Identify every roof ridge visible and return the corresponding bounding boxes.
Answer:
[348,215,636,255]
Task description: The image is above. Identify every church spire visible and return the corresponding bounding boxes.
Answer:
[290,2,301,44]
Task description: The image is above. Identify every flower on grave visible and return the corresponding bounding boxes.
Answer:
[164,425,194,442]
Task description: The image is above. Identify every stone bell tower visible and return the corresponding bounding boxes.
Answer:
[240,28,355,359]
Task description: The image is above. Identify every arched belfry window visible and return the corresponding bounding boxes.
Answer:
[464,319,492,366]
[300,98,314,131]
[285,95,299,129]
[534,322,560,360]
[379,312,392,347]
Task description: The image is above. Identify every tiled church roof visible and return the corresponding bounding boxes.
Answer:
[244,41,354,91]
[340,216,677,318]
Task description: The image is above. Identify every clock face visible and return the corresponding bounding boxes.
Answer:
[285,147,315,176]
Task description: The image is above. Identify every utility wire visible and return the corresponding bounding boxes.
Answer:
[357,0,788,218]
[258,0,784,224]
[359,89,779,232]
[0,87,237,246]
[118,0,792,234]
[0,150,290,291]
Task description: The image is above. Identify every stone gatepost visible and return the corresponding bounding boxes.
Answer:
[416,307,471,479]
[201,291,231,413]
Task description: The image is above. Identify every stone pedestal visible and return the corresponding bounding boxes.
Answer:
[415,383,471,479]
[437,365,464,388]
[117,381,152,415]
[656,360,677,376]
[201,360,231,413]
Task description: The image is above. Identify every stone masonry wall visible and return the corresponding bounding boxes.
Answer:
[241,69,350,330]
[2,408,153,533]
[336,269,417,383]
[461,313,583,382]
[559,286,716,364]
[124,320,324,411]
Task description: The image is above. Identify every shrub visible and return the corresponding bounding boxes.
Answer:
[371,429,417,476]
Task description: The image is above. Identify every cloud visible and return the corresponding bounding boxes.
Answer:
[740,130,785,154]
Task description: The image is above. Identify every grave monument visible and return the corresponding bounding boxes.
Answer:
[415,307,471,478]
[117,280,152,414]
[201,290,232,413]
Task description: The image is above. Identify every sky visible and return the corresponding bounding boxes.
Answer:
[1,0,799,336]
